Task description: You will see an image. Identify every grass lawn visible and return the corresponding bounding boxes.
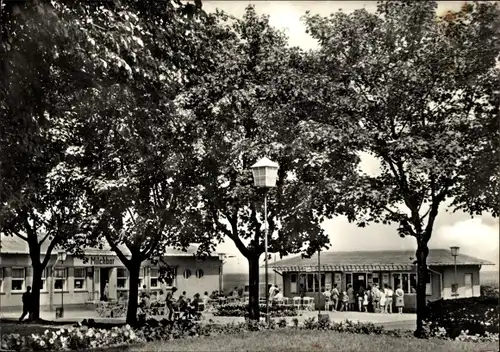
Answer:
[131,329,499,352]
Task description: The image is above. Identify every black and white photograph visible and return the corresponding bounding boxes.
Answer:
[0,0,498,351]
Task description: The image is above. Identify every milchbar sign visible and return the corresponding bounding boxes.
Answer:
[90,257,115,266]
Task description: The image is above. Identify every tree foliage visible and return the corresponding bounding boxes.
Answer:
[303,0,500,337]
[177,6,360,320]
[0,0,102,320]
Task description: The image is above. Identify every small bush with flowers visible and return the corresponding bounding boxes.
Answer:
[1,324,143,351]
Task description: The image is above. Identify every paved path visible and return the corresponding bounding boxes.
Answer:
[1,310,416,330]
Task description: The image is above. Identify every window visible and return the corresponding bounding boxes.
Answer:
[195,269,204,279]
[183,269,192,279]
[138,268,143,288]
[39,268,47,291]
[150,268,159,288]
[410,273,417,293]
[303,273,325,292]
[117,268,128,289]
[425,272,432,295]
[392,273,417,294]
[393,273,401,290]
[372,273,380,286]
[74,268,87,290]
[54,268,67,290]
[12,268,25,291]
[346,273,352,287]
[290,273,297,293]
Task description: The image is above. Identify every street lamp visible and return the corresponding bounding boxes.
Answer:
[317,249,321,318]
[57,250,67,319]
[218,253,226,294]
[450,246,459,297]
[251,157,279,324]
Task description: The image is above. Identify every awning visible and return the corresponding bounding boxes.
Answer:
[271,264,415,272]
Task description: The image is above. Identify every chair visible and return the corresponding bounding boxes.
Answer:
[111,303,126,318]
[306,297,315,310]
[96,302,112,318]
[293,297,301,309]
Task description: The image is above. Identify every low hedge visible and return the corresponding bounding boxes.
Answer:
[424,296,499,339]
[213,304,298,317]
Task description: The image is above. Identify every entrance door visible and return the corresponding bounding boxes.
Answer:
[353,273,367,291]
[100,268,111,300]
[464,273,473,296]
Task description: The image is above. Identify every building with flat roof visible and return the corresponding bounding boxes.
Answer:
[0,236,223,310]
[269,249,493,311]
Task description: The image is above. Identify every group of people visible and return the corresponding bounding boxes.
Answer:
[137,286,210,321]
[323,283,405,314]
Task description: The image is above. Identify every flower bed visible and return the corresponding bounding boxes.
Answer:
[213,304,298,317]
[2,314,499,351]
[1,324,142,351]
[424,296,499,339]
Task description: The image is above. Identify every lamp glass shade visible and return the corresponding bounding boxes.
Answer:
[57,251,67,262]
[250,157,279,188]
[450,246,460,257]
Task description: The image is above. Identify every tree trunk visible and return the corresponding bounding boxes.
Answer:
[27,239,43,322]
[414,243,429,338]
[30,263,45,321]
[247,256,260,321]
[126,259,141,325]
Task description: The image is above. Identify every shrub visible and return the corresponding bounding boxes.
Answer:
[424,297,499,339]
[213,304,297,317]
[481,285,500,299]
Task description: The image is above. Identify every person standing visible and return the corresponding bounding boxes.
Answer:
[347,284,355,311]
[268,284,277,304]
[395,285,405,314]
[357,286,365,312]
[362,289,369,312]
[166,287,178,321]
[379,286,387,313]
[340,290,349,312]
[331,284,340,312]
[142,285,150,298]
[322,288,331,311]
[19,286,32,322]
[385,285,394,314]
[371,284,381,313]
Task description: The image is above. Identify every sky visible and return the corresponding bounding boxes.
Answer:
[198,1,500,273]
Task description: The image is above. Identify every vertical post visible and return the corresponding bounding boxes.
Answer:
[274,254,277,286]
[61,271,64,315]
[264,192,269,324]
[50,259,60,312]
[318,250,321,316]
[221,262,224,294]
[454,255,458,296]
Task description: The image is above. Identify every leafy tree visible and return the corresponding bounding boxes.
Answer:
[66,0,216,324]
[0,0,206,322]
[303,0,500,337]
[0,1,104,320]
[178,6,359,320]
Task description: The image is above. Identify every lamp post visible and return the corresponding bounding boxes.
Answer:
[251,157,279,324]
[317,249,321,317]
[450,246,459,297]
[218,253,226,294]
[57,250,67,319]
